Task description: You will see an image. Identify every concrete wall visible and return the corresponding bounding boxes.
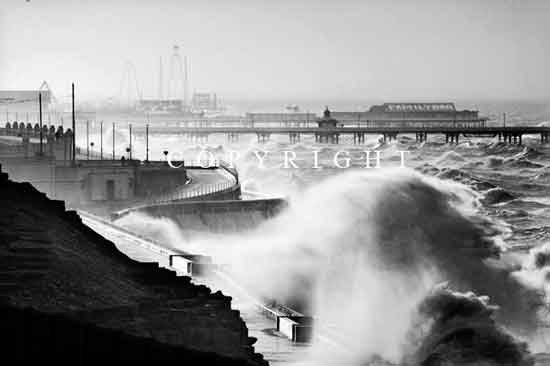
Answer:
[0,158,136,205]
[135,168,188,197]
[88,171,132,200]
[0,157,194,208]
[115,197,287,232]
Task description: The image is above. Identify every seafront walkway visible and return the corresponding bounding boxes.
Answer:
[79,211,319,364]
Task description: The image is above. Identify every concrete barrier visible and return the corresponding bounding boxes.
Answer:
[170,254,215,276]
[254,301,314,343]
[276,316,314,343]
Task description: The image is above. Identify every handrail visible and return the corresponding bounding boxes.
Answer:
[218,159,239,184]
[143,163,240,206]
[147,180,237,205]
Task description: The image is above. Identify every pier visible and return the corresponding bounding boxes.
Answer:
[131,125,550,145]
[3,122,549,150]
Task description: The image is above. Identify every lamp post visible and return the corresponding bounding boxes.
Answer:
[39,92,43,156]
[86,120,90,159]
[145,124,149,162]
[71,83,75,164]
[128,123,132,160]
[100,121,103,160]
[112,122,115,160]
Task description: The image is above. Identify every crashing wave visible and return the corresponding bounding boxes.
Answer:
[124,167,545,364]
[209,169,541,363]
[407,285,534,366]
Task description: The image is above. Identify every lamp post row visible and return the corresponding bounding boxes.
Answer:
[37,83,154,161]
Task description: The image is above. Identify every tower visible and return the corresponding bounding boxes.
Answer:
[119,61,142,108]
[167,45,189,107]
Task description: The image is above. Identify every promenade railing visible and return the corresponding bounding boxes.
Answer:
[145,159,239,205]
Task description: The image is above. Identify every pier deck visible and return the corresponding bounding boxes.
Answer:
[134,125,550,135]
[2,124,550,145]
[131,125,550,145]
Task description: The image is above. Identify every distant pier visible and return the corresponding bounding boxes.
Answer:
[131,125,550,145]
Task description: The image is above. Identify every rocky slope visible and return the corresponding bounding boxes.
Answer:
[0,164,267,365]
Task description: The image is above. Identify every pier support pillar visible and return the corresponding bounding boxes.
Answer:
[447,133,460,144]
[227,132,239,143]
[257,133,270,143]
[288,132,301,144]
[353,132,365,144]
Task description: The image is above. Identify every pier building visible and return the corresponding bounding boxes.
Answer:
[332,102,487,127]
[315,107,342,143]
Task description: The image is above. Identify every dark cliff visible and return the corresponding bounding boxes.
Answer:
[0,165,267,365]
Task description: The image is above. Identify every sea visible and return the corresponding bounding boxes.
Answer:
[103,99,550,365]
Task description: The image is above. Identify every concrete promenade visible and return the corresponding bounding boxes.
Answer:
[79,211,317,364]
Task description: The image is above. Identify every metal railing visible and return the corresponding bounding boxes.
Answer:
[149,180,236,204]
[146,159,239,205]
[218,159,239,184]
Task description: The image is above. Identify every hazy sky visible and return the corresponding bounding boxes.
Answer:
[1,0,549,102]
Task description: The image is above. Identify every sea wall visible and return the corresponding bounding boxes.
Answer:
[114,197,287,232]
